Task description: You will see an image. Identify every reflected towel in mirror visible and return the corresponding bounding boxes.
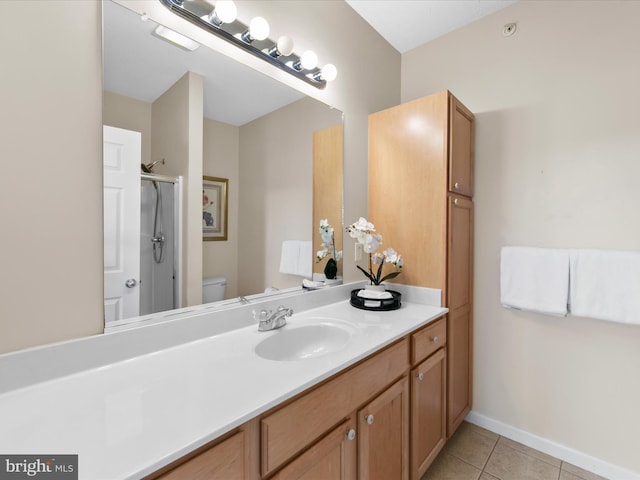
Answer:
[280,241,312,278]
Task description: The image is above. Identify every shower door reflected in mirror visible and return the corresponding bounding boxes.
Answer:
[140,176,181,317]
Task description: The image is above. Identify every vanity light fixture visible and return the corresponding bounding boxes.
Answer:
[158,0,337,89]
[292,50,318,71]
[268,36,295,58]
[313,63,338,82]
[153,24,200,51]
[208,0,237,26]
[240,16,270,43]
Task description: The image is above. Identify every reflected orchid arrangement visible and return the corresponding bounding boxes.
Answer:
[347,217,403,286]
[316,219,342,279]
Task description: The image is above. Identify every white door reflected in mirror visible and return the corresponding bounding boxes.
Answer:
[103,126,141,322]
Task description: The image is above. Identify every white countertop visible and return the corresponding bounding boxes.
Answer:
[0,290,446,479]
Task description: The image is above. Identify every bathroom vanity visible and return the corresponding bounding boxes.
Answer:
[0,284,452,480]
[149,301,447,480]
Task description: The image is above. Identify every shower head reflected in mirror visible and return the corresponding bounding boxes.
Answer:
[141,158,165,173]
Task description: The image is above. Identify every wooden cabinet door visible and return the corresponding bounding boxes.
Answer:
[358,377,409,480]
[447,195,473,311]
[448,95,474,197]
[447,194,473,436]
[155,431,245,480]
[261,340,408,476]
[271,418,357,480]
[411,349,447,480]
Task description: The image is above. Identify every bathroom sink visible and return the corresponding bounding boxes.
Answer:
[255,321,355,361]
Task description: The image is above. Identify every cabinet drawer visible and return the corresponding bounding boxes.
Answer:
[261,339,409,476]
[411,316,446,365]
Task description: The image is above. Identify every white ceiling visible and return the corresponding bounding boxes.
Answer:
[345,0,518,53]
[103,1,518,126]
[103,1,304,126]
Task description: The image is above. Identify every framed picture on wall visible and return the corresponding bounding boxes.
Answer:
[203,176,228,241]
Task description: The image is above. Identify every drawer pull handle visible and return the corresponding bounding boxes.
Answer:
[454,182,460,189]
[417,372,425,381]
[347,429,356,441]
[432,336,439,344]
[365,414,374,425]
[453,198,459,205]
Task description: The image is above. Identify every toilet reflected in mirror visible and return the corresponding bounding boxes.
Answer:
[202,276,227,304]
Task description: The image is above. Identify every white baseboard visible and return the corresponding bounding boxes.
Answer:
[465,411,640,480]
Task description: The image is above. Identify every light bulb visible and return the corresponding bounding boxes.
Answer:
[249,17,270,41]
[300,50,318,70]
[214,0,236,24]
[276,36,294,56]
[321,64,337,82]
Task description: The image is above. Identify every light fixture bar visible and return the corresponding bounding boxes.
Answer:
[159,0,329,89]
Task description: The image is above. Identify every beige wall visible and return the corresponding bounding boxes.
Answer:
[152,72,204,307]
[0,1,103,354]
[402,0,640,472]
[203,119,240,298]
[238,97,341,295]
[103,91,152,167]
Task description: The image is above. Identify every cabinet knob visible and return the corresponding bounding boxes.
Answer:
[346,429,356,441]
[417,372,425,381]
[432,336,439,344]
[365,414,374,425]
[453,198,459,206]
[454,182,460,189]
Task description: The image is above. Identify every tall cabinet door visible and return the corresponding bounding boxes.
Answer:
[448,96,474,198]
[358,377,409,480]
[447,194,474,436]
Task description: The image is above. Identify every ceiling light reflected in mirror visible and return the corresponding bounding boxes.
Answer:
[152,24,200,51]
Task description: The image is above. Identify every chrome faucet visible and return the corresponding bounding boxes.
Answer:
[255,305,293,331]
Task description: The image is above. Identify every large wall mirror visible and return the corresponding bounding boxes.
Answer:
[103,0,343,326]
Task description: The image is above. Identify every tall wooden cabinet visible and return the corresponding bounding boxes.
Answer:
[368,90,474,438]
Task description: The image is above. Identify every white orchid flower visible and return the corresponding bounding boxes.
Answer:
[354,217,375,232]
[349,216,403,285]
[383,247,398,263]
[364,233,382,253]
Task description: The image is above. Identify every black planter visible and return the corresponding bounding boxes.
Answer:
[323,258,338,279]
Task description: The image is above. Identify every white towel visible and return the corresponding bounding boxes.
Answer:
[279,240,312,278]
[500,246,569,317]
[357,289,393,300]
[569,249,640,325]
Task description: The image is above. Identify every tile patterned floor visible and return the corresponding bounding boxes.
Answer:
[421,422,608,480]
